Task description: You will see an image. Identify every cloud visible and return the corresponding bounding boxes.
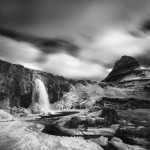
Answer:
[39,53,108,80]
[0,1,150,81]
[21,62,43,71]
[0,28,80,57]
[79,30,150,68]
[0,0,150,39]
[136,50,150,67]
[0,36,42,68]
[107,68,113,73]
[0,35,108,80]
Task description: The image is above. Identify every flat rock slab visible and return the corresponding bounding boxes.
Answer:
[59,126,116,137]
[0,120,103,150]
[110,141,146,150]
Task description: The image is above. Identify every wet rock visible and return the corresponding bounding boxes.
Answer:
[23,108,31,115]
[0,110,15,122]
[100,107,120,126]
[65,116,82,129]
[98,136,108,146]
[110,141,145,150]
[116,126,150,140]
[86,118,96,127]
[29,102,43,114]
[144,85,150,91]
[111,137,122,143]
[10,106,18,114]
[0,119,103,150]
[95,118,105,126]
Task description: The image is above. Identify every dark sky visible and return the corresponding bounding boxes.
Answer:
[0,0,150,80]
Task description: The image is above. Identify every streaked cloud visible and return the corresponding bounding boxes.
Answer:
[38,53,108,80]
[0,0,150,80]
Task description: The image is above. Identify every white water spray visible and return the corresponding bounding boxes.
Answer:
[34,79,51,114]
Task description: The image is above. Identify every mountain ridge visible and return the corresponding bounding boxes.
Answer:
[103,55,150,82]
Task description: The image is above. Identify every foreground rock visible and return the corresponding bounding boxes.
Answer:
[97,136,108,146]
[0,109,15,122]
[100,107,120,127]
[111,137,122,143]
[110,141,145,150]
[0,119,103,150]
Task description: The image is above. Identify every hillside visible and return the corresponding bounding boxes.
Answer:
[103,55,150,82]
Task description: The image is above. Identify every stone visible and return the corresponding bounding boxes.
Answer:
[23,108,31,115]
[0,109,15,122]
[144,85,150,91]
[29,102,43,114]
[98,136,108,146]
[0,119,103,150]
[66,116,82,129]
[10,106,18,114]
[86,118,96,127]
[100,107,120,126]
[95,118,105,126]
[70,116,81,128]
[110,141,146,150]
[0,58,95,111]
[111,137,123,143]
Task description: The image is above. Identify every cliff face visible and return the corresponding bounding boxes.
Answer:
[0,59,97,110]
[103,55,149,82]
[0,59,74,109]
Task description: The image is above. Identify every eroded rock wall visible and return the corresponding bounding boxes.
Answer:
[0,59,72,109]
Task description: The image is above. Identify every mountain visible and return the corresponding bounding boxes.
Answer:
[103,55,150,82]
[102,55,150,101]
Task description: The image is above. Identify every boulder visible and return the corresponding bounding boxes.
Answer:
[98,136,108,146]
[111,137,122,143]
[65,116,82,129]
[29,102,43,114]
[95,118,105,126]
[110,141,145,150]
[86,118,96,127]
[100,107,120,126]
[10,106,18,114]
[0,109,15,122]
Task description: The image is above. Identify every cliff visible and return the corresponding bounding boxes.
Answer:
[103,55,150,82]
[0,59,94,110]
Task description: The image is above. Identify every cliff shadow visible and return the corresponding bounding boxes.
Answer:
[20,92,32,108]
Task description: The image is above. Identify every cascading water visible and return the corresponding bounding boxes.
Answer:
[33,79,52,114]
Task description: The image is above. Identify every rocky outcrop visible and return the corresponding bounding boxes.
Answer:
[64,116,82,129]
[0,59,69,110]
[0,59,93,110]
[0,119,103,150]
[110,141,145,150]
[103,56,141,82]
[100,107,120,126]
[0,110,15,122]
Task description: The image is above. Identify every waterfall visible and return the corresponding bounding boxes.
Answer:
[34,79,51,114]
